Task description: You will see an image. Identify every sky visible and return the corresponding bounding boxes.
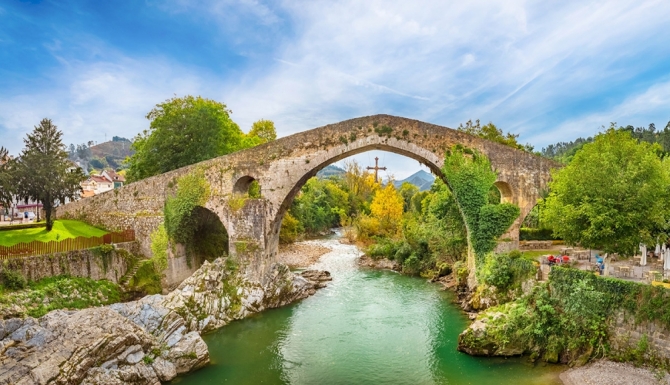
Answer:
[1,0,669,179]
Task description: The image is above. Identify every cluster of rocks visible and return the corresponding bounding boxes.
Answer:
[357,254,400,271]
[0,259,329,384]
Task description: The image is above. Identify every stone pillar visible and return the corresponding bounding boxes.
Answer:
[227,199,273,284]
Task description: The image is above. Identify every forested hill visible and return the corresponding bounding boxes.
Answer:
[541,121,670,163]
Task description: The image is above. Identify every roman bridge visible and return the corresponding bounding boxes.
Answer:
[57,115,558,287]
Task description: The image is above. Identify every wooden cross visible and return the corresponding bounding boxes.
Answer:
[366,157,387,183]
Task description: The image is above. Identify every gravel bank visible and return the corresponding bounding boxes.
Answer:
[560,360,670,385]
[277,241,332,269]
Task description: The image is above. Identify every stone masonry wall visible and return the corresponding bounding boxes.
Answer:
[0,242,137,284]
[56,114,559,284]
[610,310,670,359]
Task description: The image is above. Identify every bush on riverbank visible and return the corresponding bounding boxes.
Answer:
[459,267,670,371]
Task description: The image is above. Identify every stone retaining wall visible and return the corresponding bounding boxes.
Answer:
[0,241,139,284]
[610,310,670,359]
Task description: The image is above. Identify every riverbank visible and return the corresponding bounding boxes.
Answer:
[560,360,670,385]
[278,241,332,268]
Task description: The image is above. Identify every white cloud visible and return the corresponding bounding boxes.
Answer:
[529,79,670,147]
[2,0,670,178]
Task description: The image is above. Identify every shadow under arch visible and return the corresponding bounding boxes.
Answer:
[178,206,230,263]
[267,143,448,246]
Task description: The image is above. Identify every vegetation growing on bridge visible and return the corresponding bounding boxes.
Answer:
[441,145,520,269]
[161,170,228,270]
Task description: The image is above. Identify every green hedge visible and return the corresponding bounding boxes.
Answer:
[520,227,559,241]
[550,267,670,328]
[0,222,47,231]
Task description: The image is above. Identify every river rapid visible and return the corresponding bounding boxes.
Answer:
[171,237,564,385]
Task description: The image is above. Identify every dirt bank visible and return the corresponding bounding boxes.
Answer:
[277,241,333,269]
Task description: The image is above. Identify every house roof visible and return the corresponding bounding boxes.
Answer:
[103,169,126,182]
[89,175,111,184]
[81,190,96,198]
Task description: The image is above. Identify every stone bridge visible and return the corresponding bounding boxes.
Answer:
[57,115,558,287]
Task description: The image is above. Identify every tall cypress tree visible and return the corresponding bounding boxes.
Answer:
[14,119,85,230]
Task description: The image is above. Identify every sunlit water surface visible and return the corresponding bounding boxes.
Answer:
[171,238,564,385]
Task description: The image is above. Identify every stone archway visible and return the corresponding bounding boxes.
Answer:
[56,114,558,286]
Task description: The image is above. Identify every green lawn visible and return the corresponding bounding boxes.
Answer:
[521,250,553,259]
[0,220,108,247]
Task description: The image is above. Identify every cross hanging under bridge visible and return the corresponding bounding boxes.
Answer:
[366,157,387,183]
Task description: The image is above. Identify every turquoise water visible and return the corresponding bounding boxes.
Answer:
[171,239,563,385]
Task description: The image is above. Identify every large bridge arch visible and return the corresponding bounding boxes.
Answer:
[57,114,558,286]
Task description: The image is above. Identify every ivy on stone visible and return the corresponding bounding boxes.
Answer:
[441,145,520,267]
[164,169,211,245]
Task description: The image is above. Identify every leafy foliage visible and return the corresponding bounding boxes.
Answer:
[457,119,533,152]
[289,177,349,236]
[12,119,86,230]
[0,146,13,209]
[248,119,277,144]
[0,269,27,290]
[544,128,670,255]
[0,275,121,318]
[474,266,670,367]
[441,145,519,265]
[164,170,211,245]
[279,212,302,244]
[369,183,404,236]
[480,251,536,292]
[127,95,245,181]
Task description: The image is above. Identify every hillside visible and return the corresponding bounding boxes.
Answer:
[69,137,134,172]
[316,164,346,179]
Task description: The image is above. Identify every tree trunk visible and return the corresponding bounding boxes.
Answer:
[44,200,53,231]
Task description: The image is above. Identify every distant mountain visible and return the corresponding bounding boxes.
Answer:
[392,170,435,191]
[88,140,134,171]
[317,164,346,179]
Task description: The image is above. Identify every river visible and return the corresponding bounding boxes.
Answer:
[171,237,564,385]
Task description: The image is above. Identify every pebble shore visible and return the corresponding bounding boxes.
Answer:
[560,360,670,385]
[277,241,333,268]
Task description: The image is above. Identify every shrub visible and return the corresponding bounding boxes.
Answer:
[403,254,422,274]
[279,212,302,244]
[0,269,27,290]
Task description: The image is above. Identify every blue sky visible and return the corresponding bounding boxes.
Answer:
[1,0,670,178]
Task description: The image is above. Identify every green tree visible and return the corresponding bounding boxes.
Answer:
[290,177,349,235]
[13,119,85,230]
[458,119,533,152]
[0,147,14,210]
[126,95,244,181]
[248,119,277,144]
[544,128,670,255]
[398,182,419,212]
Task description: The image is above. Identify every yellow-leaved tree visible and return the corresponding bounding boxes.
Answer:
[370,184,404,236]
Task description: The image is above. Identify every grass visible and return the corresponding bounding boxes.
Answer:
[521,250,553,259]
[0,219,108,247]
[0,275,122,318]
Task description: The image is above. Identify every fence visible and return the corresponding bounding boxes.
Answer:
[0,229,135,259]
